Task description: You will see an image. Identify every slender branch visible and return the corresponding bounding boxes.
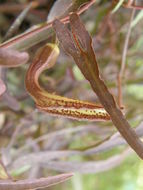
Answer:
[118,8,136,106]
[113,0,143,10]
[3,3,33,41]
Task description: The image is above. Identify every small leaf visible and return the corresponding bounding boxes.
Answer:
[70,13,99,76]
[70,13,92,52]
[53,20,78,57]
[0,48,29,67]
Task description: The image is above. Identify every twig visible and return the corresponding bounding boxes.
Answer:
[6,110,37,151]
[118,8,136,106]
[37,149,131,174]
[4,3,33,41]
[0,173,73,190]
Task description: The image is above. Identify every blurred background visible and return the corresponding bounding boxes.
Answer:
[0,0,143,189]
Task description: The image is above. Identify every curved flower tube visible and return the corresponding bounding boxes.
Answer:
[25,43,110,121]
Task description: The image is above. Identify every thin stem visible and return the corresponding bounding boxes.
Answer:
[118,8,135,106]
